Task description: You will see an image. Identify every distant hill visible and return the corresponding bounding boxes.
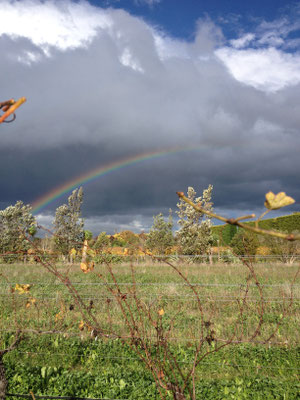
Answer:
[212,212,300,245]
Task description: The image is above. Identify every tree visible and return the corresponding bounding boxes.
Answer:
[259,230,300,263]
[53,187,84,256]
[176,185,213,256]
[230,228,260,257]
[116,230,140,247]
[146,211,174,255]
[0,201,36,263]
[94,232,110,252]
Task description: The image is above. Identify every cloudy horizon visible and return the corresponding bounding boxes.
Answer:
[1,0,299,234]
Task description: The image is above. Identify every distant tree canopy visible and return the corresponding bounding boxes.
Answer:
[212,213,300,245]
[146,211,174,255]
[230,229,260,256]
[0,201,36,263]
[176,185,214,256]
[94,232,110,251]
[53,187,84,255]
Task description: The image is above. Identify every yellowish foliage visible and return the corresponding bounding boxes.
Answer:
[80,239,95,273]
[14,283,31,294]
[211,246,230,254]
[78,320,92,332]
[264,191,295,210]
[69,248,77,256]
[158,308,165,316]
[256,246,271,256]
[79,320,85,331]
[80,261,94,274]
[26,297,37,308]
[55,311,64,322]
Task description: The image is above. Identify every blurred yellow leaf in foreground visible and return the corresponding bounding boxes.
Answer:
[26,298,36,308]
[70,248,77,256]
[14,284,31,294]
[80,261,94,274]
[158,308,165,316]
[79,320,85,331]
[264,191,295,210]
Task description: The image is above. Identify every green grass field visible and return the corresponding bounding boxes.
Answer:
[1,261,299,399]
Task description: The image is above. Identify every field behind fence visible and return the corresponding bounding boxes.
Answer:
[1,258,299,399]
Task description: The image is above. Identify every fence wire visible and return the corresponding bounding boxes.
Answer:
[1,292,298,303]
[1,282,298,287]
[0,329,296,346]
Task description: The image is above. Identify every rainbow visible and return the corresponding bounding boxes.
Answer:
[31,145,201,214]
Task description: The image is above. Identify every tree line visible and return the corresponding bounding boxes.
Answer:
[0,185,299,263]
[0,185,215,262]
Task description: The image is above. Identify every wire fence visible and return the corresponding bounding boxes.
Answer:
[1,253,300,259]
[1,281,299,287]
[1,329,297,346]
[1,292,298,303]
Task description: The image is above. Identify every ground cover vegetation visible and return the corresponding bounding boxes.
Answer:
[0,187,299,399]
[0,261,299,399]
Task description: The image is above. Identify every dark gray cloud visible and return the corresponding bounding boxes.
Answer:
[0,0,299,233]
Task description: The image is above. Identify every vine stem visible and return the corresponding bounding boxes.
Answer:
[176,192,300,241]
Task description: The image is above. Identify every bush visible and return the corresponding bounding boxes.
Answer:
[230,229,260,256]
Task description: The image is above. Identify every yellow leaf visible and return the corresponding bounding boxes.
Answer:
[79,320,85,331]
[15,284,31,294]
[26,298,36,308]
[87,248,96,257]
[70,248,77,256]
[264,191,295,210]
[55,311,64,322]
[80,261,94,274]
[80,262,88,272]
[158,308,165,316]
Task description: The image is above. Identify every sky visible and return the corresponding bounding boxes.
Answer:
[0,0,300,234]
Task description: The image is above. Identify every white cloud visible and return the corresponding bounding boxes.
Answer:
[215,46,300,92]
[134,0,161,6]
[246,11,300,51]
[119,47,144,72]
[84,214,152,234]
[35,212,151,235]
[0,0,299,152]
[1,0,299,94]
[153,33,190,60]
[0,0,113,53]
[0,0,299,228]
[230,33,255,49]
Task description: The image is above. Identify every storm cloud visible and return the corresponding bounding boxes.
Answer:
[0,0,299,233]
